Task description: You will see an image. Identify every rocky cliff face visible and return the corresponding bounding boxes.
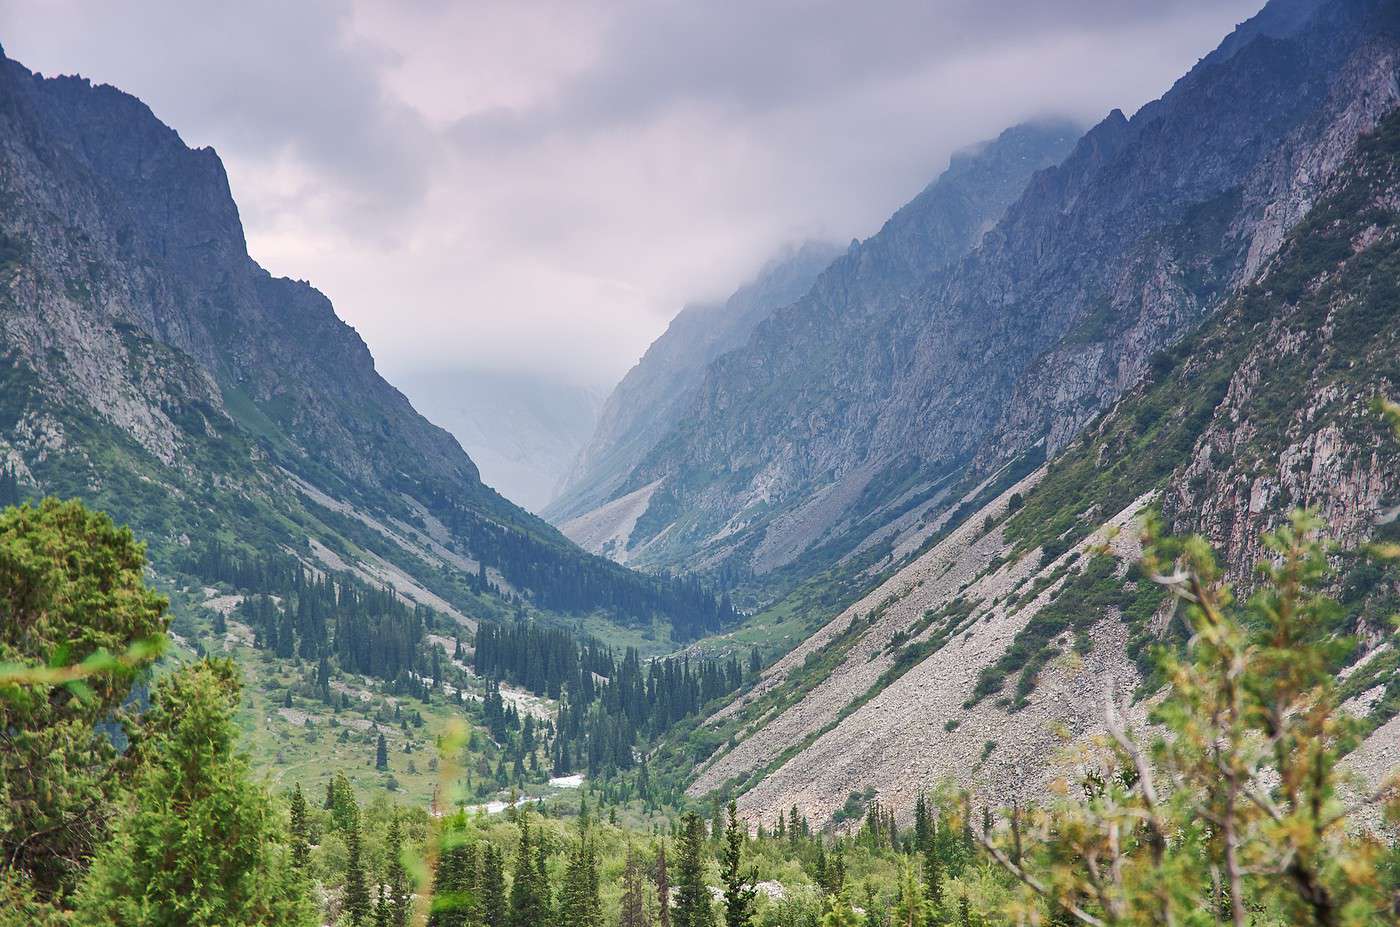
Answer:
[548,241,842,526]
[690,90,1400,829]
[0,45,711,630]
[559,119,1081,568]
[613,0,1398,596]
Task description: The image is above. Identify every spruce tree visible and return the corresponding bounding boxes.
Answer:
[375,883,390,927]
[559,838,603,927]
[507,818,550,927]
[672,812,714,927]
[655,840,672,927]
[289,783,311,868]
[619,844,650,927]
[71,660,314,927]
[820,896,860,927]
[891,861,925,927]
[719,802,756,927]
[922,839,945,924]
[481,843,507,927]
[385,814,412,927]
[426,815,471,927]
[345,809,371,926]
[377,732,390,771]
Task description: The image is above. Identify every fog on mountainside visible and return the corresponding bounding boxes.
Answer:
[396,368,604,513]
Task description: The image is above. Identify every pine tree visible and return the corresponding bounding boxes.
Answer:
[922,839,945,925]
[720,802,756,927]
[619,844,651,927]
[289,783,311,868]
[71,660,314,927]
[890,860,925,927]
[385,814,412,927]
[508,818,551,927]
[673,812,714,927]
[559,838,603,927]
[345,809,371,926]
[655,840,672,927]
[481,843,508,927]
[375,882,390,927]
[820,895,860,927]
[329,770,359,832]
[377,732,390,771]
[427,815,471,927]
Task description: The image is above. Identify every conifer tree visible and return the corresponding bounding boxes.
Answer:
[560,838,603,927]
[655,840,672,927]
[329,770,359,832]
[385,813,412,927]
[890,861,925,927]
[922,839,945,925]
[71,660,314,927]
[427,815,472,927]
[720,802,756,927]
[480,843,507,927]
[289,783,311,869]
[345,809,371,927]
[375,883,390,927]
[377,732,390,771]
[673,812,714,927]
[0,499,168,900]
[619,844,651,927]
[820,895,860,927]
[508,818,551,927]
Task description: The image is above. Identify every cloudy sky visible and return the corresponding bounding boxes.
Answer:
[0,0,1263,394]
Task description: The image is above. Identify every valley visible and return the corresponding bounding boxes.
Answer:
[3,1,1400,924]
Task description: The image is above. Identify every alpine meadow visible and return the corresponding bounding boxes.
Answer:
[5,1,1400,925]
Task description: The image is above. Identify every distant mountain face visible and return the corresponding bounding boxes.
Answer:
[396,368,602,514]
[546,242,842,528]
[688,0,1400,829]
[554,120,1081,564]
[0,45,727,636]
[596,0,1396,595]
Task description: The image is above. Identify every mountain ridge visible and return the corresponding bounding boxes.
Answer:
[0,48,728,637]
[606,0,1399,601]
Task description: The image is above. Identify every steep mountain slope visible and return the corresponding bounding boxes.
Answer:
[397,368,602,514]
[557,119,1081,566]
[616,0,1398,595]
[0,45,726,636]
[548,241,842,527]
[686,85,1400,832]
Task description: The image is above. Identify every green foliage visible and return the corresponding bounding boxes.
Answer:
[977,513,1396,925]
[72,659,315,927]
[967,555,1167,709]
[674,811,716,927]
[0,498,169,899]
[722,801,758,927]
[559,834,604,927]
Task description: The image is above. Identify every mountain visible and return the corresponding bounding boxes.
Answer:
[556,119,1082,569]
[0,44,728,638]
[396,368,602,514]
[597,0,1396,592]
[548,241,843,530]
[673,0,1400,828]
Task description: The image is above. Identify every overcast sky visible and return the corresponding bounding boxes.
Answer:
[1,0,1264,392]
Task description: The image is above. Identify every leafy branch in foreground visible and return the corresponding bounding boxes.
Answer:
[974,510,1398,926]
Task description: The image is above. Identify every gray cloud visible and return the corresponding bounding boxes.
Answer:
[0,0,1264,391]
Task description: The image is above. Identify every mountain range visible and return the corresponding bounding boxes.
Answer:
[4,0,1400,836]
[0,41,727,640]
